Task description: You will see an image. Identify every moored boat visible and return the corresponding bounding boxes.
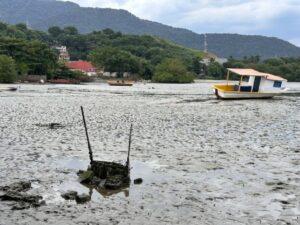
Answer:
[212,68,288,99]
[107,80,134,86]
[0,87,18,91]
[48,79,80,84]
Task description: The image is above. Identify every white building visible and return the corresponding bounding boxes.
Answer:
[54,46,70,61]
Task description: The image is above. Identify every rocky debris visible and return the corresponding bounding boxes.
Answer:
[105,175,126,190]
[0,181,31,192]
[0,181,44,210]
[61,191,78,200]
[12,202,33,210]
[35,123,64,129]
[0,191,45,210]
[49,123,64,129]
[92,161,130,181]
[61,191,91,204]
[78,161,131,191]
[0,191,42,203]
[75,194,91,204]
[134,178,143,185]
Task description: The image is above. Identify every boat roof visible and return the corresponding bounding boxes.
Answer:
[228,68,287,81]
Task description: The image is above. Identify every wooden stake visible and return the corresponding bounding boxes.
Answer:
[81,106,94,165]
[126,124,133,171]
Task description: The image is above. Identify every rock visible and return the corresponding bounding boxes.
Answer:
[12,200,45,211]
[34,200,46,207]
[78,161,131,190]
[0,191,42,203]
[75,194,91,204]
[134,178,143,185]
[0,191,44,210]
[35,123,64,129]
[0,181,31,192]
[12,202,31,210]
[104,175,126,190]
[49,123,63,129]
[90,176,102,186]
[61,191,78,200]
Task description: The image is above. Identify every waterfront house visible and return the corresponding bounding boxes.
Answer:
[66,60,97,76]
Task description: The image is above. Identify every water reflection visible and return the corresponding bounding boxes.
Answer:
[56,159,160,199]
[84,184,130,198]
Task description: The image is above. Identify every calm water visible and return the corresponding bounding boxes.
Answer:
[0,81,300,225]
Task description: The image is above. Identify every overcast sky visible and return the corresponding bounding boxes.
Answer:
[63,0,300,46]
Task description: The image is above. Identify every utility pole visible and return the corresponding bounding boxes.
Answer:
[204,33,208,53]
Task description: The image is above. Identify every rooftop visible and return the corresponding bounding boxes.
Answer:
[66,60,95,73]
[228,68,287,81]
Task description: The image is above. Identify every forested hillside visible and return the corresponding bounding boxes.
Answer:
[0,22,205,82]
[1,0,300,59]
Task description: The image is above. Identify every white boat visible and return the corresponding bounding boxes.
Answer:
[212,68,288,99]
[0,87,18,92]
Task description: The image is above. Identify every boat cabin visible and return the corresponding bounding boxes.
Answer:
[212,68,287,99]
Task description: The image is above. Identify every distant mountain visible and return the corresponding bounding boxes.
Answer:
[1,0,300,59]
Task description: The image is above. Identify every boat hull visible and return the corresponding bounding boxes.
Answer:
[48,79,80,84]
[214,88,280,99]
[107,80,134,86]
[0,87,18,91]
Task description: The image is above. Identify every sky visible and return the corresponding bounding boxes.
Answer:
[63,0,300,46]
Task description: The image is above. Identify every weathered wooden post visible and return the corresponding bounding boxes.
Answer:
[81,106,94,166]
[126,124,133,172]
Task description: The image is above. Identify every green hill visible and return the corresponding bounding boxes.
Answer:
[0,0,300,59]
[0,22,206,81]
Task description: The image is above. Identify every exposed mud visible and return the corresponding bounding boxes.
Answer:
[0,82,300,224]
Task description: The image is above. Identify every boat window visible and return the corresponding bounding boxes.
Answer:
[273,81,282,88]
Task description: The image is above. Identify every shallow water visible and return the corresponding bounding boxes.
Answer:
[0,81,300,225]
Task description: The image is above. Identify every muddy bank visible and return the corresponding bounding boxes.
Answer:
[0,83,299,224]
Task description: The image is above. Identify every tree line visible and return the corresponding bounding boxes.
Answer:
[203,56,300,82]
[1,22,300,83]
[0,23,206,83]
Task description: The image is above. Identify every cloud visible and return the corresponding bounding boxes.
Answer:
[289,38,300,46]
[62,0,300,45]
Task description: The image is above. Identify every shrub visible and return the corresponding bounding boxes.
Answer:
[152,58,194,83]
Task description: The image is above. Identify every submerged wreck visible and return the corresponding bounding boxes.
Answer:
[78,106,133,190]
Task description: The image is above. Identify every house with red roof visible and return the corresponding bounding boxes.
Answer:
[66,60,97,77]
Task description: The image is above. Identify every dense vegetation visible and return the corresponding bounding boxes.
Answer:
[1,21,300,83]
[204,56,300,81]
[153,59,195,83]
[1,0,300,59]
[0,55,16,83]
[0,37,58,75]
[0,22,204,82]
[89,47,152,79]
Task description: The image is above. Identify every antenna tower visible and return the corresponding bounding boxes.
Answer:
[204,34,208,53]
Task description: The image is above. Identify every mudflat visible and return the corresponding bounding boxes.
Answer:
[0,82,299,225]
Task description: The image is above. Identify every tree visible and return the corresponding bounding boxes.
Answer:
[102,28,121,39]
[204,61,225,79]
[152,58,194,83]
[0,37,58,75]
[48,26,63,37]
[0,55,17,83]
[191,56,202,75]
[89,47,142,77]
[15,23,27,31]
[63,26,79,35]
